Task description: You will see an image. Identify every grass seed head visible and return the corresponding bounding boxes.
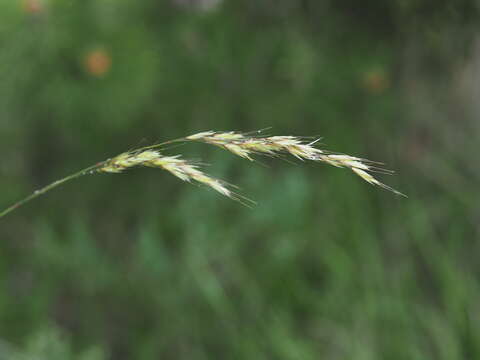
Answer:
[186,130,405,196]
[0,128,405,220]
[99,150,234,198]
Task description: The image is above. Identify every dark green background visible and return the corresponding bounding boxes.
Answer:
[1,1,479,359]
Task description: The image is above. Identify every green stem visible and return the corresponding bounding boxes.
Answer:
[0,162,105,219]
[129,137,187,152]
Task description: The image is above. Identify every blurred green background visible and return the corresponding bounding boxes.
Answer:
[1,0,479,359]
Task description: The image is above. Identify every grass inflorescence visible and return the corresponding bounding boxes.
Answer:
[0,130,405,218]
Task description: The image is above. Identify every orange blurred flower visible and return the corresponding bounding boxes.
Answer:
[84,49,112,77]
[22,0,43,14]
[363,69,390,94]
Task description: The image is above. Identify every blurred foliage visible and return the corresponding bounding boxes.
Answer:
[1,0,480,359]
[0,325,105,360]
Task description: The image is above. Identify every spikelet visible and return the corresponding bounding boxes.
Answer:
[99,150,234,198]
[186,131,405,196]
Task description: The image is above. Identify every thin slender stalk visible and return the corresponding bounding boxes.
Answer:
[0,162,105,219]
[128,137,187,152]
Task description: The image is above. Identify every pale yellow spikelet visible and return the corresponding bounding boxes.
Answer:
[286,143,321,160]
[149,156,191,181]
[266,136,298,146]
[188,170,232,197]
[351,168,404,196]
[186,131,243,143]
[148,156,233,198]
[224,143,254,160]
[99,164,123,173]
[98,153,131,173]
[351,167,377,184]
[211,132,245,141]
[186,131,215,140]
[242,140,278,155]
[99,150,160,173]
[322,154,369,169]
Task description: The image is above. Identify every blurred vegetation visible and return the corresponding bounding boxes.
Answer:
[1,0,479,359]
